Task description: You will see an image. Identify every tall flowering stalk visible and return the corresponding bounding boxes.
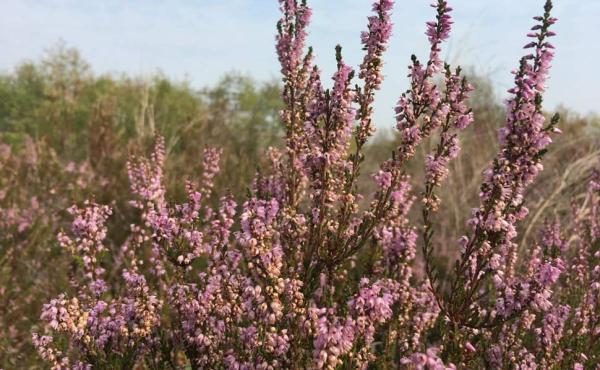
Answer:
[32,0,596,369]
[439,1,559,331]
[276,0,313,208]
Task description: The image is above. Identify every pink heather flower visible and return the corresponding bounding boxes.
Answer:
[356,0,394,143]
[349,278,399,325]
[537,261,562,286]
[359,0,394,88]
[58,201,112,278]
[328,59,356,165]
[89,279,107,296]
[387,0,461,176]
[200,147,222,195]
[373,170,393,189]
[276,0,312,78]
[425,0,453,74]
[32,333,73,369]
[128,136,166,206]
[312,315,356,369]
[401,347,456,369]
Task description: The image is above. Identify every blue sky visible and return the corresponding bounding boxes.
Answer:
[1,0,598,128]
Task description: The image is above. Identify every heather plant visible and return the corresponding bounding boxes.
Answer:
[0,52,283,367]
[28,0,600,369]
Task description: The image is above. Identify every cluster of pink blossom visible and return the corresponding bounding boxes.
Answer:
[32,0,600,368]
[356,0,393,144]
[35,201,162,369]
[429,2,561,335]
[484,172,600,368]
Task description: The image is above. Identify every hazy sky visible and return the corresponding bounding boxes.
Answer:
[1,0,598,127]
